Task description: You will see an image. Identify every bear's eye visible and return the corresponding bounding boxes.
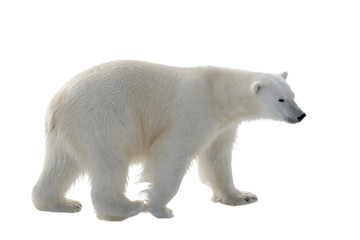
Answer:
[278,99,285,102]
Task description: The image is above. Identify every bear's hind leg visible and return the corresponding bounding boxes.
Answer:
[32,137,82,213]
[89,151,144,221]
[143,143,192,218]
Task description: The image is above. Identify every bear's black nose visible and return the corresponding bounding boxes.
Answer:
[297,113,306,122]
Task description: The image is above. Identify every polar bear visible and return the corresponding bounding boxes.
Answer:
[32,60,305,221]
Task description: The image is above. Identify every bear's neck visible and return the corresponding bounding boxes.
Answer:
[202,66,260,127]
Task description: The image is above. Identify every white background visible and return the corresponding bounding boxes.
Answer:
[1,0,359,239]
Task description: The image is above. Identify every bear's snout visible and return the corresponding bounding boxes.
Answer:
[297,113,306,122]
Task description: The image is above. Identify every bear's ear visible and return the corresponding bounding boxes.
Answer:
[251,82,263,95]
[280,71,288,80]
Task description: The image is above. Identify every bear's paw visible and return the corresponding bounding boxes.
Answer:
[212,191,258,206]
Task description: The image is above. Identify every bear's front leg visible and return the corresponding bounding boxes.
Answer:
[198,126,258,206]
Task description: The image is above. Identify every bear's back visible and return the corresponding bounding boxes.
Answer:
[45,61,195,135]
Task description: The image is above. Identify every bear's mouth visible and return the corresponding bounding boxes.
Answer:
[284,117,299,124]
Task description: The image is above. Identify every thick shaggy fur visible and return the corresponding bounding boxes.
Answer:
[32,60,305,220]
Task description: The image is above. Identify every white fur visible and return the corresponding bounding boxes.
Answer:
[32,60,305,220]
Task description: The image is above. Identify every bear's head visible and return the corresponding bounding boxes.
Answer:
[251,72,306,124]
